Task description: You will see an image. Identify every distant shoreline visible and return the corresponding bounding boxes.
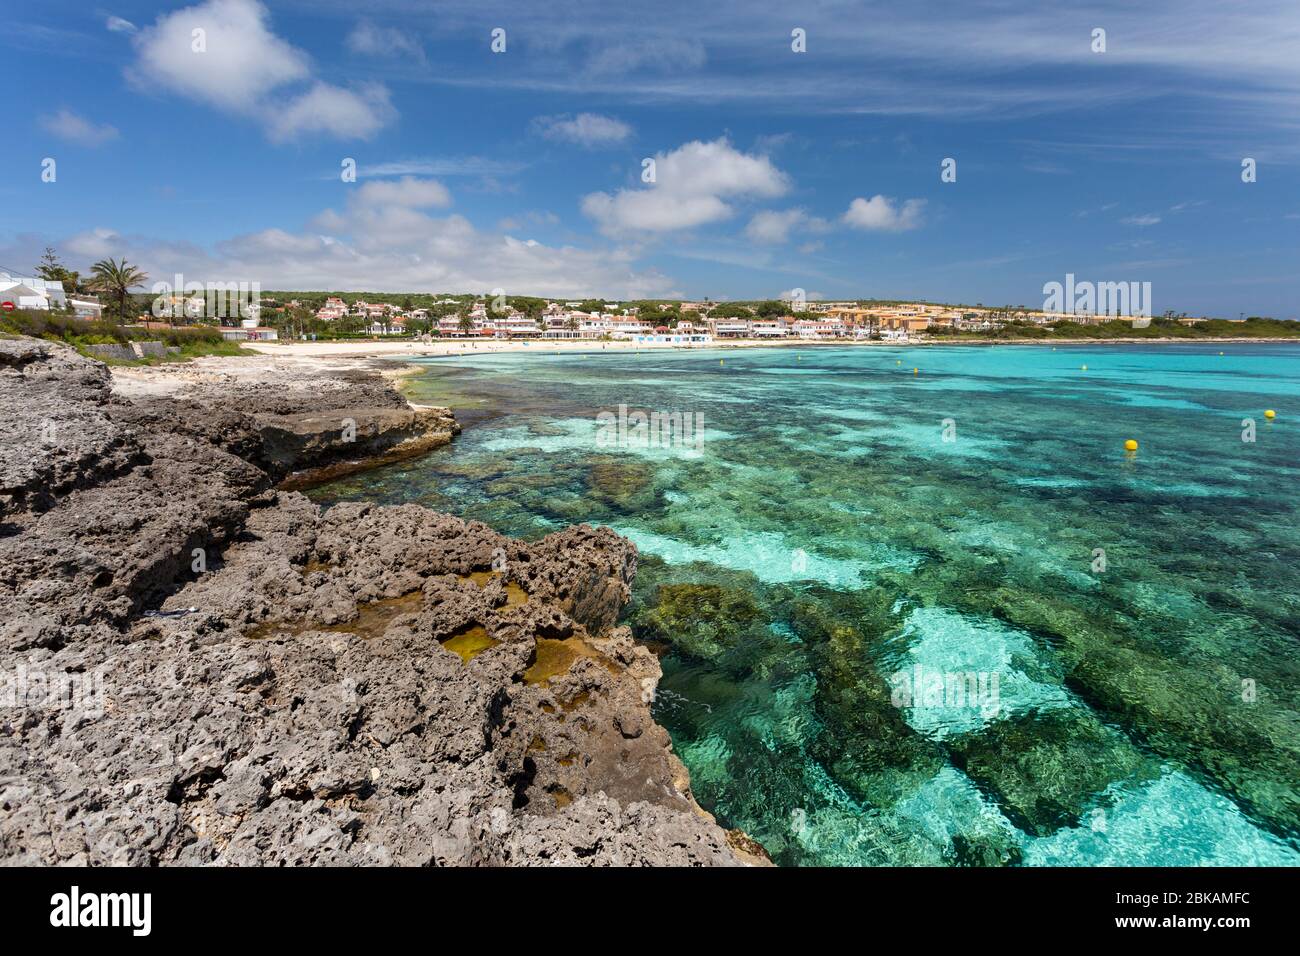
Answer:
[243,335,1300,365]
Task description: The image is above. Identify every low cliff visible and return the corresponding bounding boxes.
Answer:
[0,338,762,866]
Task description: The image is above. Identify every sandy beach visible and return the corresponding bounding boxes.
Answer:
[242,337,762,360]
[111,335,1297,402]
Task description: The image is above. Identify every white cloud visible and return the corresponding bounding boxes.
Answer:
[63,227,123,261]
[745,208,830,244]
[583,192,731,233]
[654,139,790,200]
[346,20,425,61]
[582,138,789,236]
[39,109,119,147]
[354,176,452,209]
[842,195,926,232]
[33,178,674,298]
[745,209,804,244]
[127,0,394,142]
[105,15,137,34]
[128,0,309,112]
[268,82,396,142]
[1122,213,1162,226]
[533,113,632,147]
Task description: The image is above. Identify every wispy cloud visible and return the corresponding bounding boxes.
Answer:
[346,20,425,62]
[583,37,706,77]
[745,208,831,244]
[532,113,632,147]
[355,157,529,178]
[1022,161,1070,175]
[39,109,118,146]
[372,0,1300,150]
[754,132,796,153]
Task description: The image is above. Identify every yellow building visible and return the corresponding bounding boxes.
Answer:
[876,315,931,333]
[826,307,873,326]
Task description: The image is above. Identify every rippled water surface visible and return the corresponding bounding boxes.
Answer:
[311,343,1300,865]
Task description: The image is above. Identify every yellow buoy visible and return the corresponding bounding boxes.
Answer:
[1264,409,1276,419]
[913,367,919,375]
[896,360,901,365]
[1081,364,1088,371]
[719,359,724,366]
[1124,439,1139,452]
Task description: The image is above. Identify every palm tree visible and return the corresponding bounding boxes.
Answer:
[457,312,475,337]
[88,258,148,324]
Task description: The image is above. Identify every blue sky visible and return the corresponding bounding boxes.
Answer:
[3,0,1298,316]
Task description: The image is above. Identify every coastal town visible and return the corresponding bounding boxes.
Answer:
[3,257,1276,355]
[264,294,1203,344]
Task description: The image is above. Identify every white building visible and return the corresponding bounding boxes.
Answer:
[792,320,847,339]
[608,320,650,339]
[368,316,407,336]
[438,314,470,336]
[630,332,713,345]
[316,297,347,320]
[69,296,104,319]
[221,325,279,341]
[491,313,541,337]
[0,272,69,311]
[710,320,750,338]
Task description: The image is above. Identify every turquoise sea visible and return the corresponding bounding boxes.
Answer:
[311,343,1300,866]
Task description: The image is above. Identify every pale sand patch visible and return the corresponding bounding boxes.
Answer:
[109,352,389,399]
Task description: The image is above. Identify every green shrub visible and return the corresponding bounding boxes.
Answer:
[0,309,245,362]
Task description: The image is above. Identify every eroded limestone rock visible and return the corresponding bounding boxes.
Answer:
[0,338,755,866]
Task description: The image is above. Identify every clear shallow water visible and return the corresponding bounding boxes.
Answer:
[312,343,1300,866]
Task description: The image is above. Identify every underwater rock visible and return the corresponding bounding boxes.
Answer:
[949,832,1023,867]
[793,591,947,808]
[633,581,767,662]
[947,708,1157,837]
[990,585,1300,836]
[586,457,661,513]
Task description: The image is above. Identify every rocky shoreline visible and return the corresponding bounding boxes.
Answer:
[0,338,764,866]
